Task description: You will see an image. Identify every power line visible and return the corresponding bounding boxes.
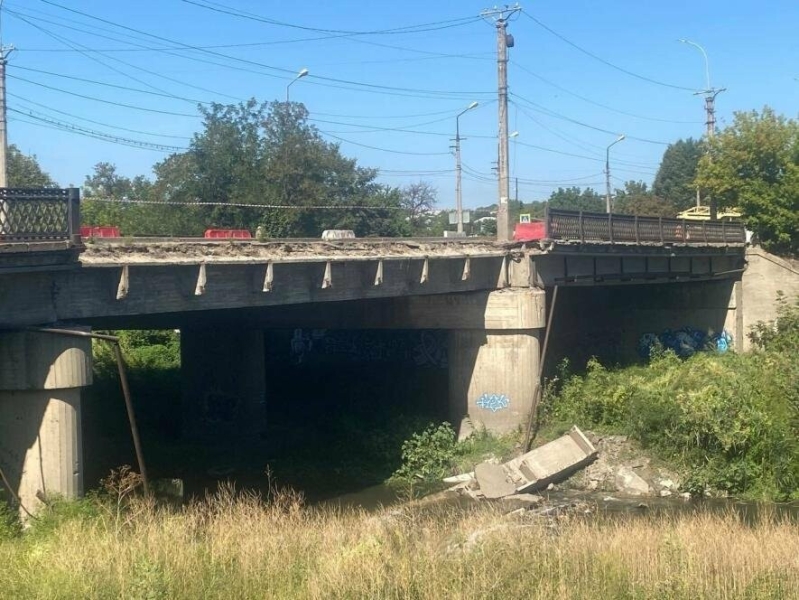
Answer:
[8,75,199,117]
[511,60,701,124]
[37,1,493,100]
[511,92,669,146]
[511,101,659,170]
[9,65,207,104]
[180,0,481,36]
[521,12,696,92]
[321,131,452,156]
[10,93,192,139]
[9,9,185,100]
[10,111,188,151]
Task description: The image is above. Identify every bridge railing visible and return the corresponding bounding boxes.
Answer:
[0,188,81,245]
[545,208,746,245]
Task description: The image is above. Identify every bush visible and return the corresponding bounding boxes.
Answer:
[392,423,456,482]
[546,307,799,500]
[749,294,799,353]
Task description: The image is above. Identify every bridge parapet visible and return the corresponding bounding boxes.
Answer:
[546,208,746,246]
[0,188,83,272]
[0,188,82,244]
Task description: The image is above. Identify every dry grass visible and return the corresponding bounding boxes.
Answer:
[1,488,797,599]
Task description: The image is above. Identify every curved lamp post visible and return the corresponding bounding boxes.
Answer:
[286,68,309,102]
[454,101,479,234]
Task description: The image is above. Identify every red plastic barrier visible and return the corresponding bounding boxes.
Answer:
[203,228,253,239]
[80,226,121,238]
[513,221,546,242]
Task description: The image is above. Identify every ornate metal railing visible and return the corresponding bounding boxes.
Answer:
[545,208,746,245]
[0,188,81,244]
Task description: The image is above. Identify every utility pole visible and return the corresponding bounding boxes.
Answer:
[0,42,14,236]
[0,44,14,188]
[482,4,521,242]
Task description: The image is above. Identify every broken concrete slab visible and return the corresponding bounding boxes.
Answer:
[475,463,516,499]
[614,466,652,496]
[443,472,474,484]
[506,426,598,494]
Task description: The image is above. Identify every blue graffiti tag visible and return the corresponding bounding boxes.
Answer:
[638,327,733,359]
[476,393,510,412]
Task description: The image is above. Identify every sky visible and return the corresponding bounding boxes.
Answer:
[3,0,799,210]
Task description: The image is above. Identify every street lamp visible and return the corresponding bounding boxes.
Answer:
[605,134,625,214]
[454,101,479,234]
[286,68,309,102]
[680,39,725,211]
[679,39,711,91]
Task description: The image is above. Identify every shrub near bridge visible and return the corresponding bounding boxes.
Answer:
[549,299,799,500]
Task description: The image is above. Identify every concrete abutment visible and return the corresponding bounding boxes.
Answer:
[0,330,92,513]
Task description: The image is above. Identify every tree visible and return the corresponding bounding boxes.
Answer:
[613,180,677,217]
[7,145,56,187]
[548,187,604,212]
[695,107,799,255]
[82,163,158,232]
[653,138,704,211]
[400,181,437,234]
[150,99,404,238]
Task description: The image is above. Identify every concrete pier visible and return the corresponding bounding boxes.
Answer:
[181,327,266,440]
[449,329,541,436]
[0,330,92,512]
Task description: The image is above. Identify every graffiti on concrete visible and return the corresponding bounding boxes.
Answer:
[412,331,448,368]
[638,327,733,359]
[280,329,448,368]
[476,393,510,412]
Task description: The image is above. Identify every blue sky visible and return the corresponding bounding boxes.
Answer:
[4,0,798,209]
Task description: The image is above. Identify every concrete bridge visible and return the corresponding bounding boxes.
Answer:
[3,187,790,512]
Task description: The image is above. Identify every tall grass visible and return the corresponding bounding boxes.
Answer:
[0,489,797,599]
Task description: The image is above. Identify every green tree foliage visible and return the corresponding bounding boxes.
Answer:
[7,144,56,187]
[548,186,604,212]
[613,180,677,217]
[695,107,799,254]
[149,99,405,238]
[653,138,704,210]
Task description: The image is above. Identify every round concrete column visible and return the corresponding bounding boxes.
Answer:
[0,331,92,513]
[448,329,540,437]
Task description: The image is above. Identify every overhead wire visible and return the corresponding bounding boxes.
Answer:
[37,0,494,100]
[10,111,188,152]
[320,131,453,156]
[10,93,192,140]
[8,8,187,100]
[511,60,701,124]
[180,0,482,36]
[511,92,669,146]
[521,11,697,92]
[8,75,199,117]
[511,100,659,171]
[9,65,208,104]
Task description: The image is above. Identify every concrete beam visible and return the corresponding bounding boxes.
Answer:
[0,255,507,327]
